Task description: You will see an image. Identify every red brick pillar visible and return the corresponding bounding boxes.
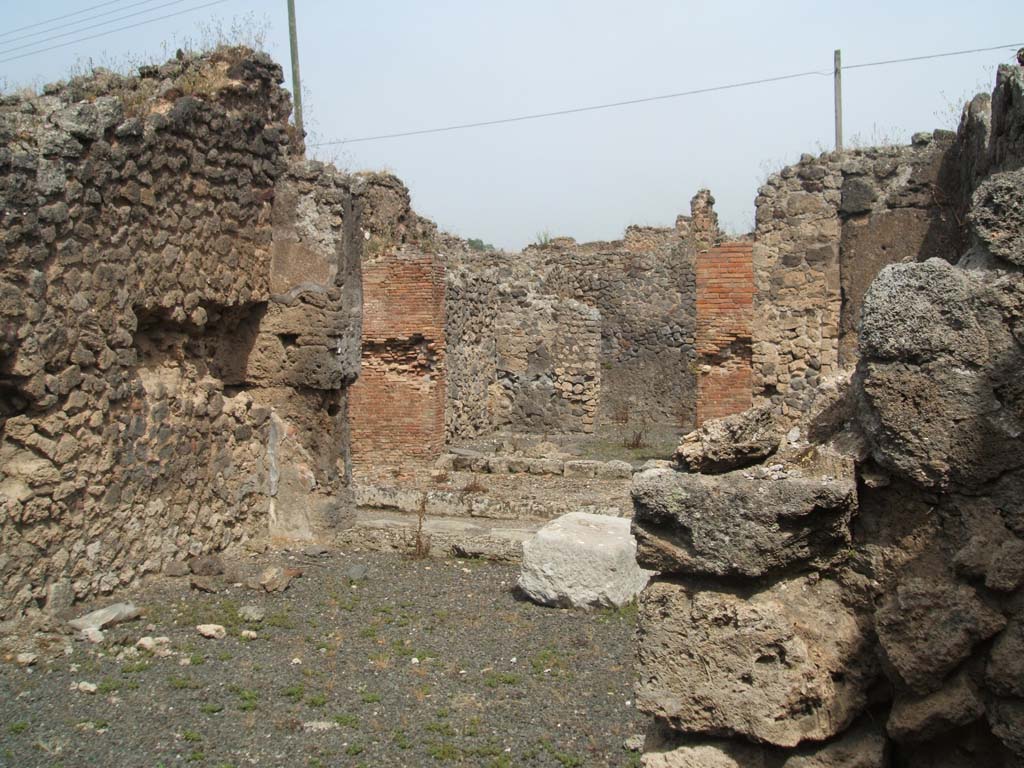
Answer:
[694,242,754,426]
[348,250,446,475]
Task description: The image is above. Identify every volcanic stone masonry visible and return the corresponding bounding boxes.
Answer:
[0,47,384,619]
[633,62,1024,767]
[442,190,727,442]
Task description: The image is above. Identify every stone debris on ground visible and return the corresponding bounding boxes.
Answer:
[187,554,226,577]
[518,511,652,609]
[258,566,303,593]
[196,624,227,640]
[67,603,141,633]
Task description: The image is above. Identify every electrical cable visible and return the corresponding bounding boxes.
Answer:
[311,42,1022,147]
[0,0,191,57]
[1,0,169,48]
[1,0,131,40]
[0,0,230,65]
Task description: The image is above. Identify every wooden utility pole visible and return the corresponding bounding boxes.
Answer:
[287,0,304,137]
[834,49,843,152]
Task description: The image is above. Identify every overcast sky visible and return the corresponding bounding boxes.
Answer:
[4,1,1023,249]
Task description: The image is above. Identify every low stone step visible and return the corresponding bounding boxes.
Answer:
[337,509,544,562]
[354,483,624,522]
[436,453,634,479]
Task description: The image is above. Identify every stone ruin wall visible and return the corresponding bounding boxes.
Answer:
[530,218,702,429]
[0,49,368,619]
[443,191,724,442]
[752,131,963,419]
[633,63,1024,767]
[442,249,498,441]
[694,240,754,425]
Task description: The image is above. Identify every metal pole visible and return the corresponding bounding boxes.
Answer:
[287,0,304,138]
[834,49,843,152]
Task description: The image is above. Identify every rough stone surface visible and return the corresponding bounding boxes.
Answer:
[641,741,766,768]
[258,565,302,593]
[67,602,140,632]
[874,579,1006,694]
[674,404,780,473]
[196,623,226,640]
[969,168,1024,266]
[989,698,1024,758]
[0,48,367,619]
[188,554,225,576]
[778,721,888,768]
[444,190,722,439]
[987,619,1024,698]
[752,134,961,419]
[636,576,877,748]
[631,466,854,579]
[886,671,985,742]
[857,259,1024,490]
[518,512,651,609]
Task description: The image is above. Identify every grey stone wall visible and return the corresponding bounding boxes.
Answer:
[443,191,719,439]
[0,48,363,619]
[752,134,963,419]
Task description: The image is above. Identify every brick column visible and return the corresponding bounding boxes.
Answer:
[694,242,754,425]
[348,249,446,474]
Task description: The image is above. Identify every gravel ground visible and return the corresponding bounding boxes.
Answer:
[0,550,644,768]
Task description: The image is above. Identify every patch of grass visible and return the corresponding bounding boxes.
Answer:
[189,653,206,666]
[200,702,224,714]
[307,693,327,708]
[265,611,295,629]
[427,741,461,761]
[530,647,565,676]
[541,740,584,767]
[168,675,202,690]
[392,730,411,749]
[332,713,358,728]
[121,660,150,674]
[229,686,259,711]
[182,730,202,742]
[344,744,364,757]
[464,741,504,759]
[483,672,521,688]
[282,684,305,701]
[425,721,455,737]
[596,602,638,624]
[187,750,204,763]
[97,678,120,694]
[360,691,381,704]
[9,721,29,735]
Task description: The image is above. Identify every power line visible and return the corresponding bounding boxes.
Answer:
[313,69,832,147]
[844,43,1020,70]
[0,0,190,57]
[2,0,169,47]
[0,0,130,40]
[0,0,230,65]
[312,42,1022,147]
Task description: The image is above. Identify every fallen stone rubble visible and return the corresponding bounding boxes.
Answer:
[633,62,1024,768]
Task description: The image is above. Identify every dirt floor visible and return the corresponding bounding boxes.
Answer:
[0,550,644,768]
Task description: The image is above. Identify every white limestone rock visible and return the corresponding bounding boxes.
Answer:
[518,512,651,609]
